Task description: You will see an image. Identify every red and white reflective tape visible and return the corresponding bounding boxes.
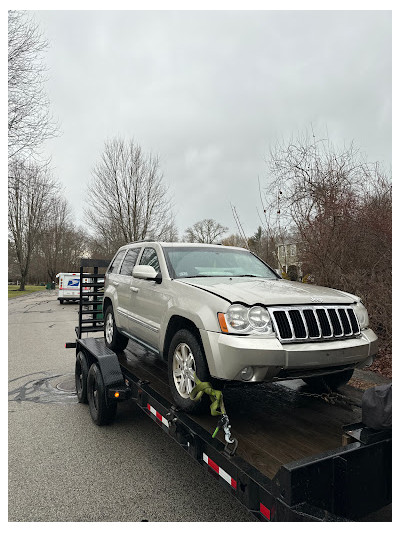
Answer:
[260,503,271,520]
[202,453,237,490]
[146,403,169,428]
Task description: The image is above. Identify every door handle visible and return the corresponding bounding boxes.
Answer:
[130,287,139,293]
[112,281,119,287]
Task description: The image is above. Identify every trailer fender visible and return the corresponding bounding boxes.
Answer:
[78,338,126,404]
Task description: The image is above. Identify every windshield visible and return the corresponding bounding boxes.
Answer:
[163,247,279,280]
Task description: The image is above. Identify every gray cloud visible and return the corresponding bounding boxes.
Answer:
[36,10,391,237]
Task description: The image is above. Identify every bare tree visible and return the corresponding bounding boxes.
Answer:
[8,10,57,162]
[221,233,247,248]
[8,159,57,290]
[184,219,228,244]
[267,131,377,285]
[266,129,392,364]
[85,138,176,252]
[36,198,88,281]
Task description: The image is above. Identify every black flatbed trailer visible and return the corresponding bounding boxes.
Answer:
[67,262,392,522]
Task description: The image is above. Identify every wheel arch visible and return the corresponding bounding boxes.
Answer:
[103,296,112,314]
[162,315,204,362]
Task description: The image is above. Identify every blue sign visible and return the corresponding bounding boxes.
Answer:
[67,279,80,287]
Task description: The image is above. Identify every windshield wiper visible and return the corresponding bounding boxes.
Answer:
[232,274,260,277]
[178,275,231,279]
[178,275,212,279]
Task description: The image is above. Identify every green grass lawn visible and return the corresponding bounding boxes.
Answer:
[8,285,48,299]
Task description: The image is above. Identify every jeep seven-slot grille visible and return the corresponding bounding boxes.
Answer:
[269,306,361,343]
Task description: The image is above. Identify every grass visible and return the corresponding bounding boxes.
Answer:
[8,285,48,299]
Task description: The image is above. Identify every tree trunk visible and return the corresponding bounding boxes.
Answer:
[19,273,26,291]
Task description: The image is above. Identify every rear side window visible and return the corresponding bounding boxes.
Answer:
[120,248,140,276]
[108,250,126,274]
[139,247,161,273]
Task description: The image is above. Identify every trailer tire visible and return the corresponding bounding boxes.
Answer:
[87,363,117,425]
[303,369,354,391]
[75,351,89,404]
[104,305,129,352]
[168,329,210,414]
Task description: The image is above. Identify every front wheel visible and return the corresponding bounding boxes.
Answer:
[87,363,117,425]
[167,329,210,414]
[104,305,129,352]
[303,369,354,391]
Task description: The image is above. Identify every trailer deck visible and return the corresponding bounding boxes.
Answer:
[119,341,362,479]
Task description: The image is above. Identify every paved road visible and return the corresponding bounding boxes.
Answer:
[8,291,391,522]
[8,291,252,522]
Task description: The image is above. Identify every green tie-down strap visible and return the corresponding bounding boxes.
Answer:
[190,376,238,452]
[190,375,226,417]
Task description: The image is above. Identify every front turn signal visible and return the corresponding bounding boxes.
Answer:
[218,313,229,333]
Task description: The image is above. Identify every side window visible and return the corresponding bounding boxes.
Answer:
[120,248,140,276]
[108,250,126,274]
[139,247,161,273]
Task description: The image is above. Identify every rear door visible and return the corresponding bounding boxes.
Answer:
[106,249,127,325]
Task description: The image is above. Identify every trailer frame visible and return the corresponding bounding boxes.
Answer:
[67,263,392,522]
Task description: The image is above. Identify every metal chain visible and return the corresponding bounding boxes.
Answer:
[295,381,361,409]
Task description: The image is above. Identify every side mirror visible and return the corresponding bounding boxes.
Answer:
[132,265,161,282]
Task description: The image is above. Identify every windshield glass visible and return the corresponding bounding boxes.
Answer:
[163,247,279,279]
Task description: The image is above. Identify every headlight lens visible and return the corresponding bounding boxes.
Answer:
[354,302,369,329]
[222,304,273,335]
[226,304,250,331]
[248,306,272,332]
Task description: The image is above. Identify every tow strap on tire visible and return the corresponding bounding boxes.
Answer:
[190,375,238,455]
[190,377,226,416]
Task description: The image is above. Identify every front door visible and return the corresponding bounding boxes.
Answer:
[128,247,167,350]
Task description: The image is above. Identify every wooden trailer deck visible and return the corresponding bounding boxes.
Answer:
[118,340,362,480]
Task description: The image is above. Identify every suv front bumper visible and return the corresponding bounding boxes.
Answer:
[199,328,378,381]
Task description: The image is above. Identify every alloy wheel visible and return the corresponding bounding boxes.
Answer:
[172,342,197,399]
[105,312,114,344]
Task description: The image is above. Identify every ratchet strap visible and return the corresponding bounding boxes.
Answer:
[190,376,226,416]
[190,375,238,455]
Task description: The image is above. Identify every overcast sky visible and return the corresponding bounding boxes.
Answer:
[35,9,392,238]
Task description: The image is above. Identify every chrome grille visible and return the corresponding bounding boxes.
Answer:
[269,306,361,343]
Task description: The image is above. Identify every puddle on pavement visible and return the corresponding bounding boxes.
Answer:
[8,372,77,404]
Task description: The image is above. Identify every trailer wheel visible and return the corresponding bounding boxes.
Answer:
[75,351,89,404]
[303,369,354,391]
[104,305,129,352]
[87,363,117,425]
[168,329,210,414]
[59,299,63,304]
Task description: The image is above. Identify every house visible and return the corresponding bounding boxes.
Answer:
[276,242,303,280]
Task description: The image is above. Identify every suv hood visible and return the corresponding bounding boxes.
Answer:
[177,278,358,306]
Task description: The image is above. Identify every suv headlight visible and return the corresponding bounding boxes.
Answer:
[219,304,274,335]
[354,302,369,330]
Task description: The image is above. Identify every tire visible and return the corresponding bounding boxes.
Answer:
[303,369,354,391]
[104,305,129,352]
[59,299,63,304]
[87,363,117,425]
[75,351,89,404]
[168,329,210,414]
